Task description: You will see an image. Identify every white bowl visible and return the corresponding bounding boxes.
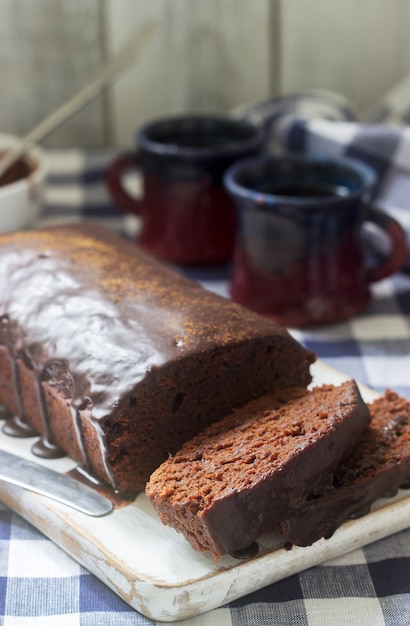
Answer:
[0,133,48,233]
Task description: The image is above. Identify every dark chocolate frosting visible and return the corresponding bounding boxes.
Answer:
[0,224,314,491]
[0,225,288,419]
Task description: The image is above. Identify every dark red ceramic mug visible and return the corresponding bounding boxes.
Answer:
[106,115,266,264]
[223,154,408,327]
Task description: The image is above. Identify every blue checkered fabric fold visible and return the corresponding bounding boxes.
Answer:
[237,91,410,270]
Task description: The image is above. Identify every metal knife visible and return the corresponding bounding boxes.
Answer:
[0,448,113,517]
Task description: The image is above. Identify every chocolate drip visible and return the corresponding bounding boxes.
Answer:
[74,398,92,469]
[11,349,25,418]
[230,542,259,560]
[349,504,371,520]
[2,414,37,437]
[0,344,89,469]
[31,436,65,460]
[68,466,135,508]
[0,405,12,420]
[39,359,74,450]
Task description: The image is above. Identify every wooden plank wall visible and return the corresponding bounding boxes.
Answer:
[105,0,276,147]
[0,0,409,148]
[0,0,108,146]
[281,0,410,116]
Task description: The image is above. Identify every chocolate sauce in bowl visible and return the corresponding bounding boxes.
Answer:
[0,151,34,187]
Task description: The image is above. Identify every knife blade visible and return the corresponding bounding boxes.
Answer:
[0,448,113,516]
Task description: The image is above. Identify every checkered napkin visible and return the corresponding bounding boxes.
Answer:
[38,148,141,239]
[1,498,409,625]
[236,89,410,270]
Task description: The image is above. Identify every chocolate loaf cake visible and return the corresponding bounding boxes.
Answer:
[145,380,370,557]
[279,389,410,547]
[0,224,314,493]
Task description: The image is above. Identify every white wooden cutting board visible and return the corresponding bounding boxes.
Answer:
[0,360,409,622]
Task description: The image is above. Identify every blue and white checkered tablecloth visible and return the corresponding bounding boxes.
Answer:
[1,118,410,624]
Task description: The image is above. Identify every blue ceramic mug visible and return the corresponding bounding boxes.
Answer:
[224,154,408,326]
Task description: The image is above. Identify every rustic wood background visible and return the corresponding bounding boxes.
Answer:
[0,0,409,148]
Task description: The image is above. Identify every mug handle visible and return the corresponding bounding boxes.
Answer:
[106,152,142,215]
[363,205,408,283]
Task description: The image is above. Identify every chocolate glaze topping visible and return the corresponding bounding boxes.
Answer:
[0,224,314,492]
